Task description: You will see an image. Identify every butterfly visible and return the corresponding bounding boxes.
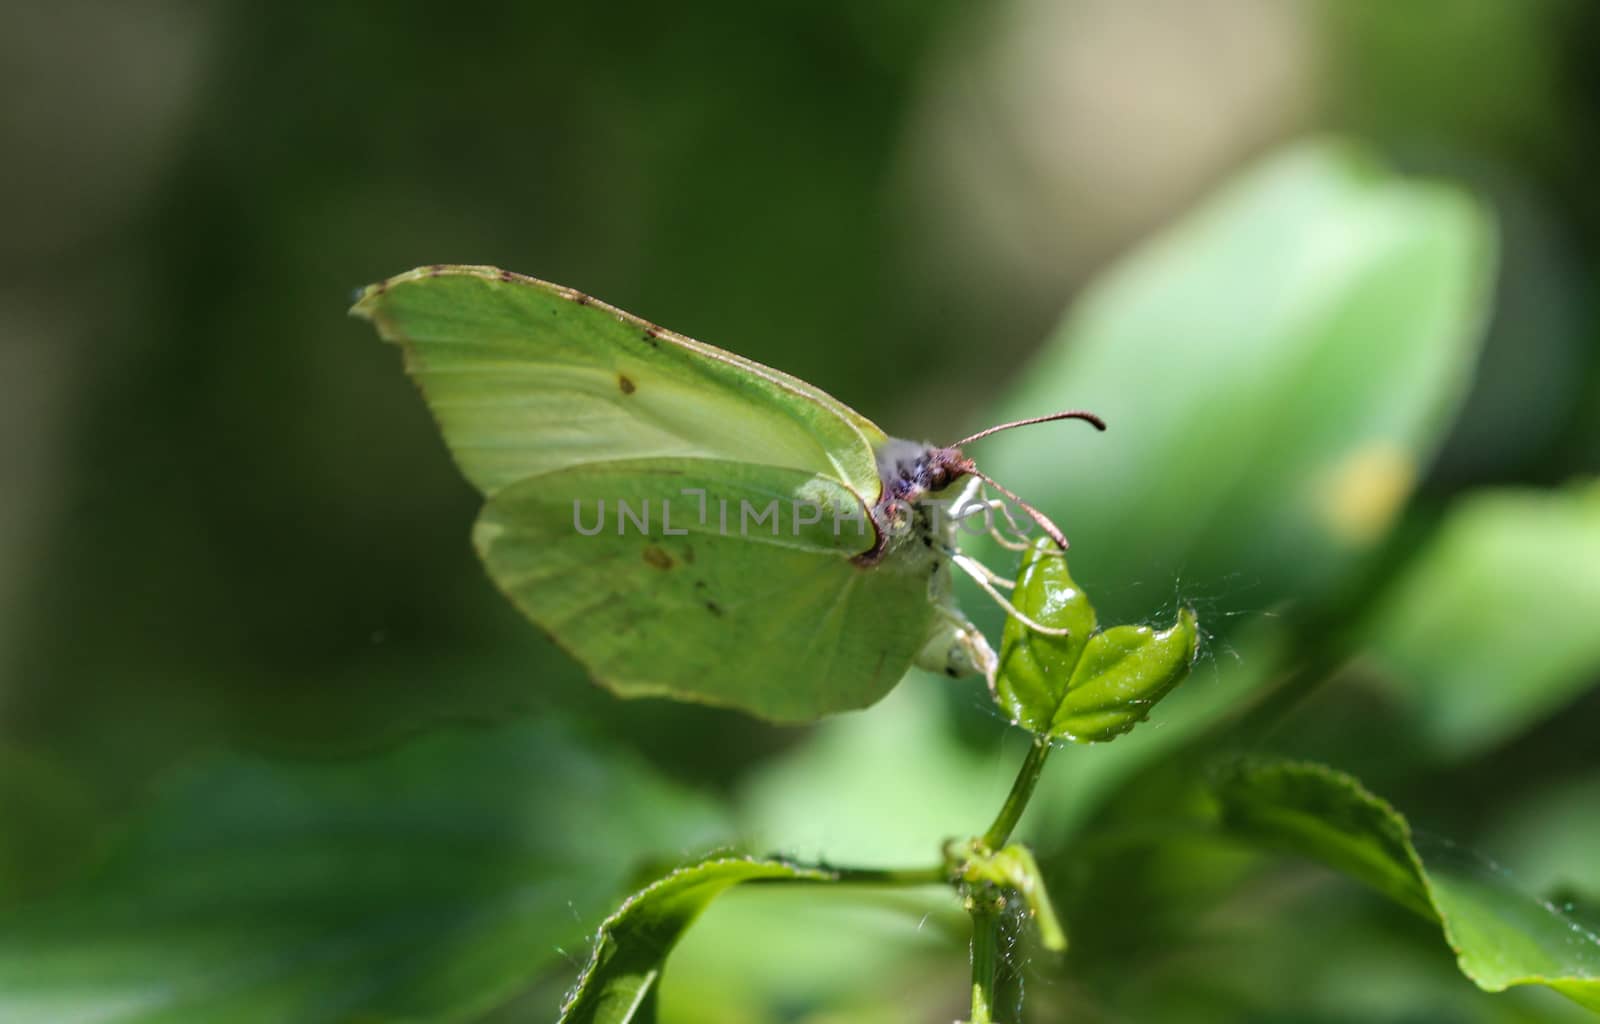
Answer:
[352,265,1103,722]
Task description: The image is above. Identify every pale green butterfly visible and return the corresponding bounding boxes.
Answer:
[351,265,1104,722]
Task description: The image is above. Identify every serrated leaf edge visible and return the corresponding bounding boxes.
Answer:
[1213,756,1600,1002]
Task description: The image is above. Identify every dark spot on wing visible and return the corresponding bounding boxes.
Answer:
[428,264,445,276]
[618,374,636,395]
[574,293,591,306]
[642,326,661,348]
[497,269,516,282]
[693,579,708,590]
[704,600,724,617]
[642,546,674,570]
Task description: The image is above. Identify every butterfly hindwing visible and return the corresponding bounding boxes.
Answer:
[475,457,938,721]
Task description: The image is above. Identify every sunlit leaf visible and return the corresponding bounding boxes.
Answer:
[0,720,728,1023]
[1050,611,1198,742]
[1212,758,1600,1011]
[997,540,1197,741]
[994,541,1097,733]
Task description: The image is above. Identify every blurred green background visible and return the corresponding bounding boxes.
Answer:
[3,1,1598,1021]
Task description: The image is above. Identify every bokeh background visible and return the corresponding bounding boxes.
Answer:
[3,1,1598,1021]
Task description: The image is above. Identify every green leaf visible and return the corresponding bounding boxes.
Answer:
[1364,482,1600,757]
[559,856,834,1024]
[1212,758,1600,1011]
[1024,627,1286,843]
[994,541,1097,732]
[1051,611,1199,742]
[996,540,1198,742]
[975,140,1495,627]
[0,720,729,1023]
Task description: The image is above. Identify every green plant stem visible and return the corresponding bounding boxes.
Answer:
[826,863,948,886]
[743,861,948,889]
[969,902,1000,1024]
[982,737,1052,850]
[757,733,1061,1024]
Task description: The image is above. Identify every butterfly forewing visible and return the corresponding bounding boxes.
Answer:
[351,267,886,500]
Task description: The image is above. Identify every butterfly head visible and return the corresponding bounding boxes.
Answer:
[897,409,1107,550]
[877,444,974,503]
[863,409,1104,567]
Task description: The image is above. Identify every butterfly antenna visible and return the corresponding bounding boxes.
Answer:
[951,409,1106,449]
[966,467,1071,550]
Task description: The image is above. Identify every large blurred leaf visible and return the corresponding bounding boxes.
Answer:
[558,856,833,1024]
[0,719,728,1023]
[1212,758,1600,1011]
[1363,482,1600,757]
[740,681,1021,866]
[976,140,1495,626]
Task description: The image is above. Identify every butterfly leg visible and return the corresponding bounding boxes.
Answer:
[946,487,1031,552]
[976,501,1034,552]
[948,552,1073,639]
[940,545,1017,590]
[981,490,1036,548]
[986,521,1032,553]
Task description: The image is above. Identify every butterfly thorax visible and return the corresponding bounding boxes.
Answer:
[853,439,974,568]
[857,437,995,680]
